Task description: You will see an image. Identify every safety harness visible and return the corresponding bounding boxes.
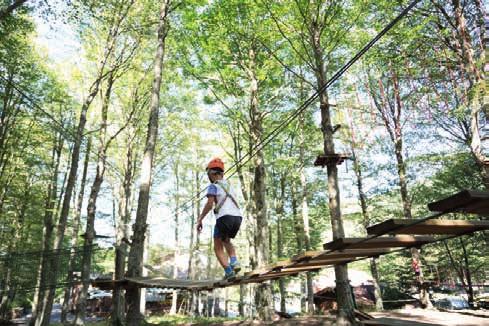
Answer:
[213,180,239,215]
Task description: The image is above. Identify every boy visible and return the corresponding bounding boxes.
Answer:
[196,158,242,279]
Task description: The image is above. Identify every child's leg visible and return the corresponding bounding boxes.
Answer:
[222,237,236,258]
[213,237,229,268]
[222,237,240,272]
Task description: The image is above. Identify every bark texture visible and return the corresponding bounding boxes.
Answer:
[248,47,273,321]
[310,20,356,325]
[125,1,171,323]
[61,137,91,323]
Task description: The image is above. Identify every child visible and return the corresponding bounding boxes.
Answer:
[197,158,242,279]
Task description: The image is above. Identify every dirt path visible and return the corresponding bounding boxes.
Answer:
[186,309,489,326]
[371,308,489,326]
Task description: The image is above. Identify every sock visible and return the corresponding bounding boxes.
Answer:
[230,256,238,265]
[224,265,233,274]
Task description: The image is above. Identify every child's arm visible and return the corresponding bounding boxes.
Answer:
[197,196,214,233]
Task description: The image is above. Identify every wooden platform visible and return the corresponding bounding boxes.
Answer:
[323,236,435,251]
[428,190,489,214]
[367,219,489,235]
[314,154,352,166]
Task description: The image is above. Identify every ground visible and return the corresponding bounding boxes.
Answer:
[40,309,489,325]
[371,308,489,326]
[148,309,489,326]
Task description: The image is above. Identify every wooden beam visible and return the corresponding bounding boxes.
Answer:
[91,279,126,290]
[286,258,354,269]
[310,248,392,260]
[314,154,352,166]
[428,189,489,214]
[323,236,435,251]
[367,219,489,235]
[291,251,321,262]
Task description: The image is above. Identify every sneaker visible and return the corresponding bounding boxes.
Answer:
[231,260,241,274]
[224,269,236,280]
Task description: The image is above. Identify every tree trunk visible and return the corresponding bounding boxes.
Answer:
[247,47,273,321]
[346,103,383,311]
[276,176,286,313]
[311,22,355,325]
[239,284,245,317]
[125,0,170,324]
[290,185,303,255]
[369,258,383,311]
[74,71,115,325]
[299,111,315,315]
[290,184,306,313]
[370,66,432,309]
[61,137,91,323]
[170,163,180,315]
[187,171,196,280]
[188,172,200,315]
[112,135,135,325]
[460,238,474,307]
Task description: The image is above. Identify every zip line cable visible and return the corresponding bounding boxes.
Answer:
[171,0,422,219]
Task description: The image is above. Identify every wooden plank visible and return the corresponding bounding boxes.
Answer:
[291,251,321,262]
[427,189,489,214]
[311,248,392,260]
[289,258,354,269]
[270,257,355,271]
[279,264,338,272]
[367,219,489,235]
[91,279,126,290]
[323,236,435,251]
[241,271,313,284]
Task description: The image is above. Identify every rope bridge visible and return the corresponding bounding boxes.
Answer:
[93,189,489,292]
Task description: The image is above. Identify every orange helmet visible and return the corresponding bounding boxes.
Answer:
[206,157,224,171]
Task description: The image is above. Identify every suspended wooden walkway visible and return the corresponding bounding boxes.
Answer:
[93,189,489,292]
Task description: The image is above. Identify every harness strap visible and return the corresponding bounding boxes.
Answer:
[214,181,239,214]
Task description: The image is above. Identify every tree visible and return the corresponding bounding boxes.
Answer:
[125,0,173,323]
[263,1,363,322]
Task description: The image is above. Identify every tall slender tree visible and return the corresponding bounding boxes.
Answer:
[125,0,172,323]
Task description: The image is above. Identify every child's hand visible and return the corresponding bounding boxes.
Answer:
[197,220,203,233]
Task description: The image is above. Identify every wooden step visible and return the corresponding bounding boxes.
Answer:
[323,236,435,251]
[428,189,489,214]
[367,219,489,235]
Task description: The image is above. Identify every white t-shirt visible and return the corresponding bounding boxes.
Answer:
[206,179,242,219]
